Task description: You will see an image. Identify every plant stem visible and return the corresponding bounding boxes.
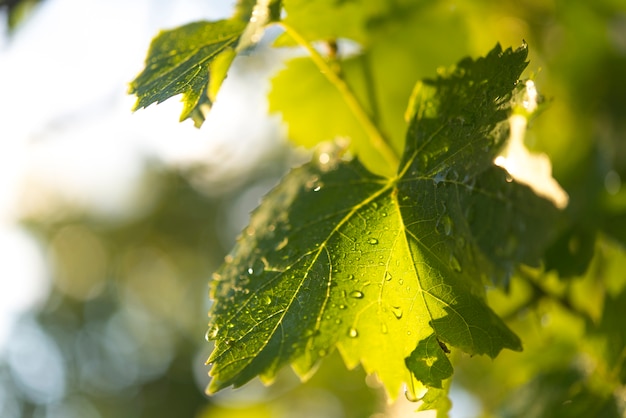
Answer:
[359,51,381,125]
[279,22,400,171]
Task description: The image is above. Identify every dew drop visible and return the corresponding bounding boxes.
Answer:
[433,171,446,184]
[368,238,379,245]
[205,327,218,341]
[318,348,328,357]
[449,254,462,272]
[263,295,272,305]
[391,306,403,319]
[347,274,355,281]
[348,328,359,338]
[338,304,347,310]
[384,271,392,281]
[349,290,364,299]
[247,267,254,275]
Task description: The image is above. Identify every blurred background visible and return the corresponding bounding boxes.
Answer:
[1,0,625,417]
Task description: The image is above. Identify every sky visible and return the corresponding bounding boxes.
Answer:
[0,0,288,351]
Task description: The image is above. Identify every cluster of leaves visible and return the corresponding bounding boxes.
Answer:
[130,0,626,416]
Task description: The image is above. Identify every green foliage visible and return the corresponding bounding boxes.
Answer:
[127,0,626,416]
[206,45,562,406]
[128,19,246,126]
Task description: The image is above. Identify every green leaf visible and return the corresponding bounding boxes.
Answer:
[270,2,471,176]
[405,335,453,389]
[129,19,246,126]
[268,57,388,173]
[415,379,452,418]
[277,0,383,45]
[207,44,560,401]
[498,368,621,418]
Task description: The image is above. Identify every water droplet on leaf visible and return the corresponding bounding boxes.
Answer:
[433,171,446,184]
[348,328,359,338]
[349,290,364,299]
[391,306,403,319]
[384,271,392,281]
[368,238,378,245]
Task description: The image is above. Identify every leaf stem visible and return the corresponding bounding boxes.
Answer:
[279,22,400,171]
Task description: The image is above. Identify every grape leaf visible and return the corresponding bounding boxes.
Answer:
[129,0,283,126]
[129,19,246,127]
[415,379,452,417]
[206,44,560,402]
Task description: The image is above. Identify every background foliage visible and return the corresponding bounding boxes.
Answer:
[2,0,626,417]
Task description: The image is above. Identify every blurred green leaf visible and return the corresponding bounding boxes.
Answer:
[277,0,384,45]
[405,335,453,389]
[498,368,621,418]
[270,1,471,176]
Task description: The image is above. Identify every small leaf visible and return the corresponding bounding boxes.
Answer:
[207,44,560,400]
[416,380,452,418]
[129,19,246,126]
[405,334,453,389]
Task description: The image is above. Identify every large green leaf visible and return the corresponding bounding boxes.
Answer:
[207,45,560,405]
